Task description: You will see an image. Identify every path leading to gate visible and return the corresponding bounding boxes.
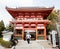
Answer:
[15,40,54,49]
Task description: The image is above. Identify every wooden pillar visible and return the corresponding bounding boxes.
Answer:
[22,29,24,40]
[14,27,16,35]
[44,27,47,40]
[13,20,16,35]
[36,28,38,40]
[22,22,24,40]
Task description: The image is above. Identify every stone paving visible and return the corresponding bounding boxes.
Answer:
[14,40,58,49]
[0,45,4,49]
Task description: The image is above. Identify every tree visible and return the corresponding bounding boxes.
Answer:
[46,10,59,33]
[0,20,5,37]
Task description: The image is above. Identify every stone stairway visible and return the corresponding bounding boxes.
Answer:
[15,40,54,49]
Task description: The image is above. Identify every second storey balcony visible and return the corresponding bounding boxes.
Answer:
[10,19,50,24]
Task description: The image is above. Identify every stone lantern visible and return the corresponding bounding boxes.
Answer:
[2,31,13,41]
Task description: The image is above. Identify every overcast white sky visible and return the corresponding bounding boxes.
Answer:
[0,0,60,27]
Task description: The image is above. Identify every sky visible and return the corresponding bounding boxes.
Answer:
[0,0,60,27]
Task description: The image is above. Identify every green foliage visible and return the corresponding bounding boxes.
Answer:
[7,24,14,32]
[47,10,58,31]
[47,11,57,20]
[46,24,51,32]
[46,10,60,35]
[0,20,5,37]
[0,38,12,48]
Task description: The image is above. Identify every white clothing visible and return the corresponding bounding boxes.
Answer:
[26,34,31,39]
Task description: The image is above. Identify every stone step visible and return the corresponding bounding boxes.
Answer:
[15,40,54,49]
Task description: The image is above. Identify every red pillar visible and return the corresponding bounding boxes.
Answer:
[22,28,24,40]
[44,27,47,40]
[36,28,38,40]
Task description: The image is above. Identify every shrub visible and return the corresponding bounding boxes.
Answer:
[0,38,3,42]
[0,38,13,48]
[1,41,12,48]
